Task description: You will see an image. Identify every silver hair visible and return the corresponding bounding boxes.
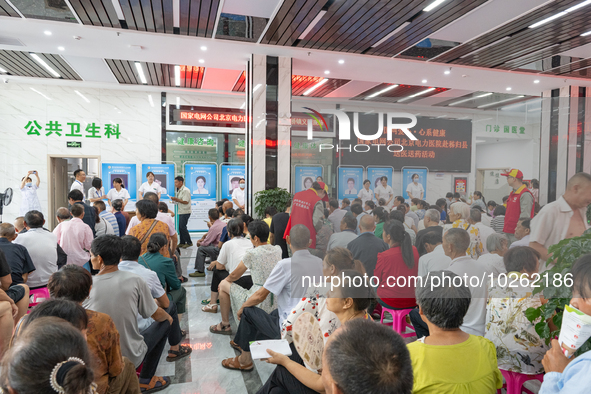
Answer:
[425,209,440,223]
[450,202,470,220]
[486,233,508,253]
[469,209,481,223]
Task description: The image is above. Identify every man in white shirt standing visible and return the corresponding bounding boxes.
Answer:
[374,176,394,209]
[232,178,246,210]
[530,172,591,270]
[171,176,192,248]
[70,169,86,201]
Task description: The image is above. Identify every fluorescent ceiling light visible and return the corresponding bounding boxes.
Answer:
[303,78,328,96]
[477,95,525,109]
[148,95,154,107]
[398,87,436,102]
[298,11,326,40]
[371,22,411,48]
[30,88,51,101]
[30,53,60,77]
[74,90,90,103]
[423,0,447,12]
[111,0,125,19]
[174,65,180,86]
[459,36,510,59]
[582,30,591,36]
[448,92,493,106]
[529,0,591,28]
[135,62,147,84]
[0,66,6,73]
[366,84,399,99]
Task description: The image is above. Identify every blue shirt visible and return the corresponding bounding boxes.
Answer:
[219,226,230,243]
[540,350,591,394]
[440,210,447,222]
[114,212,127,237]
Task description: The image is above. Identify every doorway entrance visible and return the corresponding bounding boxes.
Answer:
[477,168,511,207]
[48,155,100,230]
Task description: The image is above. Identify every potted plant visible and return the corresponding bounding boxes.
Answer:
[253,188,292,219]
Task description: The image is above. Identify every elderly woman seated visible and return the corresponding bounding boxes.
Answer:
[408,270,503,393]
[443,202,483,259]
[477,233,509,277]
[485,246,549,375]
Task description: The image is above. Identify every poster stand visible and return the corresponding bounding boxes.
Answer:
[401,166,429,202]
[183,162,218,232]
[366,166,394,206]
[336,165,364,203]
[293,165,325,193]
[220,163,246,205]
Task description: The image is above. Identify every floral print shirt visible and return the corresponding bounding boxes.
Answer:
[444,219,483,259]
[485,273,548,374]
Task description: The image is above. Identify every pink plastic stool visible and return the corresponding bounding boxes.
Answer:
[136,362,143,377]
[27,287,50,313]
[380,306,415,338]
[496,369,544,394]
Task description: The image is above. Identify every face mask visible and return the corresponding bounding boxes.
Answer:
[239,183,245,189]
[26,182,32,187]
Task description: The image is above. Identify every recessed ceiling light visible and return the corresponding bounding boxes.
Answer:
[444,70,450,75]
[506,87,512,91]
[423,0,446,12]
[200,46,207,51]
[57,46,65,51]
[422,79,427,83]
[44,31,52,36]
[324,70,330,75]
[338,60,344,64]
[534,80,540,84]
[199,59,204,64]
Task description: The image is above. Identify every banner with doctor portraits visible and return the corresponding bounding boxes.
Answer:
[294,166,323,193]
[402,167,428,201]
[184,164,217,232]
[220,164,245,201]
[337,166,364,202]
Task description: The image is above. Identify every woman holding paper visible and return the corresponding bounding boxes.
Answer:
[258,269,371,394]
[539,254,591,394]
[485,246,549,375]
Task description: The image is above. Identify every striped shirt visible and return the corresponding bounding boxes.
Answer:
[99,211,120,237]
[491,215,505,234]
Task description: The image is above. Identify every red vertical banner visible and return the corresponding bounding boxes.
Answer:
[454,177,468,198]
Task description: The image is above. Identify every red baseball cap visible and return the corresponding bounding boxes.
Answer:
[501,169,524,179]
[316,181,329,202]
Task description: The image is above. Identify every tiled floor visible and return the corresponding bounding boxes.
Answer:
[155,238,275,394]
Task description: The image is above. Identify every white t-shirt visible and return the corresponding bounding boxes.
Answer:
[107,188,130,202]
[87,186,105,206]
[476,253,505,278]
[357,188,373,205]
[232,187,245,208]
[20,184,42,215]
[406,182,424,199]
[374,184,393,207]
[217,237,253,276]
[70,180,86,200]
[417,244,451,277]
[139,181,162,196]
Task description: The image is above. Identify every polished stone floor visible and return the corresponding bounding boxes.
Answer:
[155,238,276,394]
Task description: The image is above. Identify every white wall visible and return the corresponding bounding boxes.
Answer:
[476,139,539,179]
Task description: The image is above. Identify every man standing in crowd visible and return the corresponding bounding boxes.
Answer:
[415,209,443,256]
[270,200,291,259]
[510,219,531,249]
[190,208,226,278]
[327,199,347,234]
[14,210,58,289]
[171,176,192,248]
[530,172,591,270]
[502,168,534,243]
[347,215,388,278]
[0,224,35,285]
[68,190,95,236]
[374,176,394,209]
[70,169,87,201]
[284,181,328,249]
[54,204,93,270]
[232,178,246,210]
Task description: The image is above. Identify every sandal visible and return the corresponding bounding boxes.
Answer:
[166,344,192,362]
[180,329,187,339]
[139,376,170,393]
[221,356,253,371]
[202,304,218,313]
[201,298,220,305]
[210,322,232,335]
[230,340,242,351]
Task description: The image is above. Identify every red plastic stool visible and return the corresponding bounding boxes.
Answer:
[27,287,50,314]
[380,306,415,338]
[497,369,544,394]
